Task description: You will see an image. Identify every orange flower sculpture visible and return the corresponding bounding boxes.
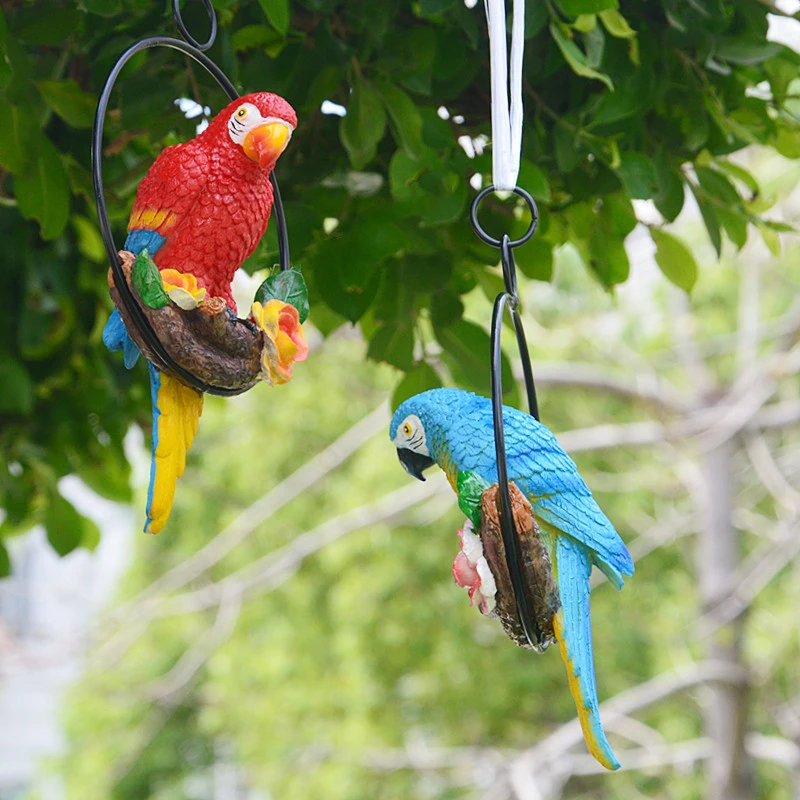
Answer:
[251,298,309,385]
[159,268,207,309]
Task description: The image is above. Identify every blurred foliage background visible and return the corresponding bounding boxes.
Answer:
[0,0,799,797]
[2,0,799,559]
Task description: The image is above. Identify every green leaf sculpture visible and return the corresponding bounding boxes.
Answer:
[254,267,310,323]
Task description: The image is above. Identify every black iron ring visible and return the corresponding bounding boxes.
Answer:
[92,6,291,396]
[491,292,541,649]
[470,185,539,249]
[172,0,217,51]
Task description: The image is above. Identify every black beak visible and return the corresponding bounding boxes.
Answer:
[397,448,435,481]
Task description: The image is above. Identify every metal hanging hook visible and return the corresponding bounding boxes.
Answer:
[92,0,291,397]
[470,184,542,649]
[172,0,217,51]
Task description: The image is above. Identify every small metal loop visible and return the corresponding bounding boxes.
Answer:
[172,0,217,51]
[470,185,539,249]
[500,235,518,301]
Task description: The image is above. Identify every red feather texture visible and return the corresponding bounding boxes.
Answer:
[128,92,297,311]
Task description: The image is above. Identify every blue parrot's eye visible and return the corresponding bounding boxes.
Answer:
[402,422,412,436]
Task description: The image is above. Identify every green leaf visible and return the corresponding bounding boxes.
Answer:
[254,268,310,323]
[553,124,585,173]
[514,236,554,282]
[231,24,285,56]
[430,290,464,329]
[132,249,170,309]
[716,207,748,250]
[653,154,685,222]
[555,0,618,15]
[598,8,635,38]
[418,0,457,17]
[257,0,290,36]
[0,101,30,173]
[691,186,722,257]
[756,222,781,256]
[550,23,614,90]
[715,161,759,200]
[651,228,698,293]
[340,74,386,170]
[377,81,424,160]
[45,492,85,557]
[15,135,70,240]
[72,216,106,262]
[715,38,783,66]
[37,79,95,128]
[695,166,740,206]
[391,362,442,411]
[0,358,33,414]
[457,470,490,526]
[572,15,597,34]
[436,320,517,402]
[77,458,132,505]
[616,152,658,199]
[517,159,552,203]
[15,7,82,44]
[367,323,414,371]
[0,541,9,579]
[775,126,800,159]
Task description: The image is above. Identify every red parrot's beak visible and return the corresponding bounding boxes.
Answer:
[243,121,292,168]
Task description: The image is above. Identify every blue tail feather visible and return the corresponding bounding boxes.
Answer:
[145,362,161,532]
[556,535,620,770]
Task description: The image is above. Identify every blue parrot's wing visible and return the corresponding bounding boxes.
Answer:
[145,363,204,534]
[553,534,620,770]
[533,490,633,589]
[502,420,634,586]
[125,229,167,256]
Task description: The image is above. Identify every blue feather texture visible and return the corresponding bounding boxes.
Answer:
[103,230,178,533]
[391,388,633,769]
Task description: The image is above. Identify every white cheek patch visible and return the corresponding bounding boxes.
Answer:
[228,103,262,145]
[394,414,429,455]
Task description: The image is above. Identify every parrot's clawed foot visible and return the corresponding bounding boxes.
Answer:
[237,315,260,335]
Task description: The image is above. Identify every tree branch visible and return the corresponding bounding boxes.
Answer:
[99,402,389,632]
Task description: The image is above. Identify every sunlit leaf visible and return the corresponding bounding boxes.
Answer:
[37,79,95,128]
[550,23,614,90]
[15,135,69,240]
[340,73,386,170]
[651,228,698,292]
[257,0,290,36]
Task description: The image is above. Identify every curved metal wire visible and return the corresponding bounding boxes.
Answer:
[92,1,291,397]
[471,187,542,649]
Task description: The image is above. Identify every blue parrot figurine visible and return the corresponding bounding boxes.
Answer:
[389,388,634,770]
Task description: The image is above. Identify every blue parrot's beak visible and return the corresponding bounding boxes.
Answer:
[397,448,435,481]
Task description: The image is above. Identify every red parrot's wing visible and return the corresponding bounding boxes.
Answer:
[128,142,211,237]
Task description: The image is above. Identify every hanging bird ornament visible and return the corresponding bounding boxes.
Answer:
[103,92,310,534]
[390,389,634,770]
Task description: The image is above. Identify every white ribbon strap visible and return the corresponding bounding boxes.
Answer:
[484,0,525,191]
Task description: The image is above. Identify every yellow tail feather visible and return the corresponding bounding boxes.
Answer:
[553,612,619,771]
[146,373,203,534]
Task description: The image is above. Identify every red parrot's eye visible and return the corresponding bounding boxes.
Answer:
[236,108,247,118]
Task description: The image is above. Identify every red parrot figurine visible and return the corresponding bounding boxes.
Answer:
[104,92,298,534]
